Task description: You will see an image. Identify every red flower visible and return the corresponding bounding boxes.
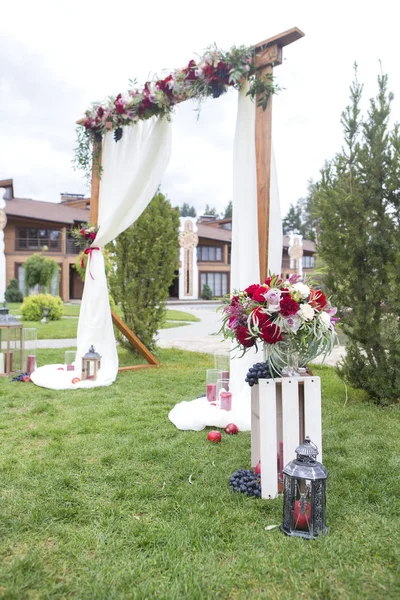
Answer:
[244,284,261,298]
[97,106,104,118]
[251,307,269,328]
[184,59,198,81]
[236,326,256,347]
[90,232,97,241]
[80,228,86,236]
[260,321,283,344]
[231,295,239,306]
[265,275,283,287]
[309,289,328,311]
[203,64,215,79]
[280,296,300,317]
[253,287,268,303]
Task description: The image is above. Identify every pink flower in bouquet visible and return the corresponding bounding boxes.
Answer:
[265,288,281,305]
[90,232,97,241]
[80,228,86,236]
[284,314,301,333]
[236,326,256,347]
[260,320,283,344]
[280,295,300,317]
[288,273,302,284]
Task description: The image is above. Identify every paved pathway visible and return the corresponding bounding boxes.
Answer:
[37,303,346,366]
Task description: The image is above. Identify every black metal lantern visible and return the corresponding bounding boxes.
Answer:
[0,302,23,376]
[281,437,328,539]
[81,345,102,381]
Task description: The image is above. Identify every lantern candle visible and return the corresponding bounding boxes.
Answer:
[26,354,36,373]
[220,390,232,411]
[294,499,311,531]
[6,351,13,373]
[206,383,216,403]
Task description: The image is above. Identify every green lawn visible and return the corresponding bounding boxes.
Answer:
[0,352,398,599]
[6,304,198,340]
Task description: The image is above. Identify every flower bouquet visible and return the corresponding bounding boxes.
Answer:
[219,274,338,376]
[71,223,99,247]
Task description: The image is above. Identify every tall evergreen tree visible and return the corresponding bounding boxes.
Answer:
[283,182,318,242]
[223,201,232,219]
[110,192,180,351]
[203,204,219,217]
[180,203,197,217]
[282,203,303,235]
[314,67,400,403]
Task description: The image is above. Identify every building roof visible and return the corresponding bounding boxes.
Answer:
[197,223,232,242]
[5,198,89,225]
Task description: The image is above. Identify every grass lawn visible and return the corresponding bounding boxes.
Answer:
[7,304,199,340]
[0,350,399,599]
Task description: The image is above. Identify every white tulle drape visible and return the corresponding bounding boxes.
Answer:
[168,84,282,431]
[31,117,172,390]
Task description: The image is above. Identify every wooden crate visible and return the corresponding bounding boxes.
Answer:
[251,376,322,499]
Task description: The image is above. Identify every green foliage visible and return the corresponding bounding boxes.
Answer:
[203,204,219,217]
[4,278,23,302]
[282,181,318,242]
[179,202,197,217]
[23,253,60,294]
[20,294,64,322]
[314,65,400,403]
[222,201,232,219]
[110,191,179,350]
[201,283,213,300]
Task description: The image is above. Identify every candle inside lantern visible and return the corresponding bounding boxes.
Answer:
[6,351,13,373]
[294,499,311,531]
[206,383,216,403]
[26,354,36,374]
[220,390,232,411]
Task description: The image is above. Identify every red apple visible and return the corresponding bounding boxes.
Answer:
[57,367,64,371]
[294,500,311,531]
[71,377,81,384]
[21,375,31,382]
[254,460,261,475]
[207,430,222,443]
[224,423,239,435]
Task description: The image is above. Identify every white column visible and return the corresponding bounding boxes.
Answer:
[0,188,7,302]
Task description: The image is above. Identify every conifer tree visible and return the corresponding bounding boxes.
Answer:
[110,192,180,351]
[180,203,197,217]
[314,67,400,403]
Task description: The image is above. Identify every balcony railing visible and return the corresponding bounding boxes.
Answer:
[14,236,82,255]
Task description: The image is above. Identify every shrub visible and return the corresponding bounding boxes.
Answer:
[5,278,23,303]
[201,284,213,300]
[24,253,60,294]
[20,294,64,321]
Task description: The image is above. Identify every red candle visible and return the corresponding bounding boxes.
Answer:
[26,354,36,374]
[221,370,229,381]
[220,390,232,411]
[206,383,216,403]
[294,499,311,531]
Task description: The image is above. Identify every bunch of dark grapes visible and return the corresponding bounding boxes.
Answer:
[229,469,261,498]
[114,127,123,142]
[245,361,272,387]
[10,372,30,382]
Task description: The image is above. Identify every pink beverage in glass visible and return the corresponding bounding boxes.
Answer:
[206,383,217,403]
[221,370,229,380]
[66,364,75,371]
[220,390,232,411]
[26,355,36,373]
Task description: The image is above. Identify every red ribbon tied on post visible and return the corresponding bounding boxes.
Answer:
[81,247,100,280]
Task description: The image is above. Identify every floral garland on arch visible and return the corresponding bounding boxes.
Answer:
[74,44,281,182]
[219,274,339,375]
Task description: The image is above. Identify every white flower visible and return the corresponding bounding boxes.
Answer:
[268,303,281,313]
[298,303,315,321]
[292,282,310,299]
[319,311,331,329]
[266,288,281,305]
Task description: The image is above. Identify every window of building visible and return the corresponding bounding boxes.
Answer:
[200,272,228,297]
[16,228,61,251]
[197,246,223,261]
[302,255,315,268]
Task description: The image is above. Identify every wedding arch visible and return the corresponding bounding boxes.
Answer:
[31,27,304,391]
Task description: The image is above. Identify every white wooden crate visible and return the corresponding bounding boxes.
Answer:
[251,376,322,499]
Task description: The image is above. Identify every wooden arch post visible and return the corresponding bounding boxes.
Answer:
[252,27,304,283]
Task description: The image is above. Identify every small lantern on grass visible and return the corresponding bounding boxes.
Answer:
[0,302,23,376]
[81,345,101,381]
[281,437,328,539]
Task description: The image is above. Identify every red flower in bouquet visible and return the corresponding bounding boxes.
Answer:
[280,295,300,317]
[309,289,328,311]
[236,326,256,347]
[260,323,282,345]
[253,287,269,303]
[260,320,283,344]
[244,284,261,298]
[251,306,269,328]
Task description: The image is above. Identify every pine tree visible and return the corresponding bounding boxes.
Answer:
[110,192,180,351]
[223,201,232,219]
[180,203,197,217]
[203,204,219,217]
[282,203,303,235]
[314,67,400,403]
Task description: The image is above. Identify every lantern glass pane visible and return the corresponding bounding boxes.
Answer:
[294,478,312,533]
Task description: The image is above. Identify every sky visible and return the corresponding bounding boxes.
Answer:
[1,0,400,218]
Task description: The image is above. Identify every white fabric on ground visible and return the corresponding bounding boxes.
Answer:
[32,118,172,390]
[168,84,282,431]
